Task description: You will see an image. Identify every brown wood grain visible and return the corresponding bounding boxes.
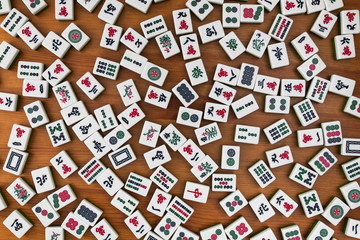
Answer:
[1,0,360,239]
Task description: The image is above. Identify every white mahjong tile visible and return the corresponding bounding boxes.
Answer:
[78,157,106,184]
[125,172,152,197]
[334,34,356,60]
[297,128,324,148]
[289,163,319,188]
[212,173,236,192]
[154,212,181,240]
[155,31,180,59]
[91,218,119,240]
[0,41,20,70]
[281,225,302,240]
[4,148,28,175]
[341,157,360,181]
[111,189,139,216]
[140,15,168,39]
[176,106,202,128]
[117,79,141,107]
[42,31,71,58]
[47,184,77,210]
[225,216,253,240]
[247,30,271,58]
[213,64,239,87]
[253,74,280,95]
[268,42,289,68]
[172,226,199,240]
[32,198,59,227]
[219,31,245,60]
[208,0,223,4]
[231,94,259,119]
[7,177,36,206]
[173,9,193,35]
[22,79,49,98]
[96,168,124,196]
[185,59,208,86]
[178,139,205,166]
[194,122,222,146]
[268,13,293,41]
[341,138,360,156]
[249,194,275,222]
[344,96,360,119]
[76,72,104,100]
[147,188,172,217]
[280,0,307,15]
[61,212,89,239]
[74,199,103,226]
[308,221,335,240]
[297,54,326,81]
[94,104,118,132]
[100,23,122,51]
[144,85,172,109]
[248,160,276,188]
[60,101,89,126]
[125,0,152,13]
[98,0,123,24]
[139,120,161,148]
[3,210,33,238]
[0,188,8,211]
[183,181,209,204]
[144,145,172,169]
[0,0,11,15]
[209,81,237,105]
[234,124,260,144]
[124,210,151,239]
[264,95,290,114]
[293,98,319,126]
[17,21,44,50]
[270,189,298,217]
[119,49,148,74]
[92,57,120,80]
[203,102,230,123]
[220,189,248,217]
[1,8,28,37]
[222,3,240,28]
[141,62,168,87]
[322,197,350,226]
[46,120,71,147]
[340,10,360,35]
[45,226,64,240]
[265,145,293,168]
[179,33,201,60]
[258,0,280,12]
[160,123,186,151]
[108,144,137,169]
[305,0,325,14]
[55,0,73,20]
[324,0,343,11]
[52,81,77,109]
[120,27,148,54]
[104,124,131,151]
[291,32,319,61]
[190,155,218,183]
[321,121,343,146]
[281,79,306,97]
[185,0,213,21]
[31,166,56,194]
[264,118,292,144]
[43,59,71,86]
[50,151,78,179]
[198,20,225,44]
[144,231,163,240]
[77,0,102,12]
[344,218,360,239]
[329,75,355,97]
[61,22,90,51]
[84,132,111,159]
[310,10,337,38]
[17,61,43,79]
[237,63,259,90]
[72,114,100,141]
[339,181,360,209]
[8,124,31,151]
[151,166,178,193]
[117,103,145,130]
[200,224,227,240]
[221,145,240,170]
[240,4,264,23]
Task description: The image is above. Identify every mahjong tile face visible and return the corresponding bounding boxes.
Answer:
[111,189,139,216]
[219,31,245,60]
[91,218,119,240]
[60,101,89,126]
[117,79,141,106]
[140,15,168,39]
[176,106,203,129]
[212,173,236,193]
[120,49,148,74]
[334,34,356,60]
[280,225,302,240]
[178,139,205,166]
[8,124,32,151]
[200,224,227,240]
[339,181,360,209]
[42,31,71,58]
[250,228,277,240]
[154,212,181,240]
[124,210,152,239]
[50,151,78,179]
[32,198,60,227]
[198,20,225,44]
[222,4,241,28]
[267,42,289,69]
[344,96,360,119]
[53,81,78,109]
[344,218,360,239]
[47,184,77,211]
[98,0,124,24]
[306,76,330,103]
[46,120,71,147]
[43,59,71,86]
[264,95,290,114]
[150,166,178,193]
[1,8,28,37]
[203,102,229,123]
[213,64,240,87]
[55,0,74,20]
[92,57,120,80]
[298,189,324,218]
[329,75,355,97]
[144,85,172,109]
[74,199,103,226]
[125,0,152,14]
[190,155,219,183]
[100,23,122,51]
[253,74,280,95]
[7,177,36,206]
[147,188,171,217]
[167,196,194,224]
[263,118,292,144]
[172,226,199,240]
[0,0,12,15]
[266,145,294,168]
[84,132,111,159]
[341,157,360,181]
[305,0,325,14]
[240,4,264,23]
[120,27,148,54]
[155,31,180,59]
[17,61,44,80]
[322,197,350,226]
[310,10,337,39]
[293,99,319,126]
[291,32,319,61]
[94,104,118,132]
[22,79,49,98]
[3,148,29,176]
[280,0,306,15]
[297,128,324,148]
[0,41,20,70]
[104,124,132,151]
[172,79,199,107]
[160,123,187,151]
[185,0,214,21]
[45,226,64,240]
[269,189,298,218]
[248,160,276,188]
[221,145,240,170]
[179,33,201,60]
[289,163,318,188]
[183,181,209,204]
[268,13,293,41]
[61,23,90,51]
[231,94,259,119]
[125,172,152,197]
[297,54,326,81]
[209,81,237,105]
[185,59,208,86]
[96,168,124,196]
[61,212,89,239]
[225,216,253,240]
[117,103,145,130]
[31,166,56,194]
[3,210,33,239]
[139,120,162,148]
[246,30,271,58]
[307,221,334,240]
[234,124,260,144]
[340,10,360,35]
[281,79,306,97]
[78,157,106,184]
[108,144,136,169]
[321,121,343,146]
[76,72,104,100]
[77,0,102,12]
[220,189,248,217]
[249,194,275,223]
[173,9,193,35]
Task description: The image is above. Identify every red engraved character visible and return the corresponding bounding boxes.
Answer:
[16,128,25,138]
[54,64,64,74]
[179,20,189,30]
[216,108,227,118]
[293,83,303,93]
[304,44,314,54]
[279,150,289,160]
[183,145,193,155]
[222,91,233,101]
[96,225,105,236]
[284,202,293,212]
[129,108,139,118]
[285,1,295,10]
[124,32,135,42]
[347,12,356,22]
[343,46,352,56]
[218,68,228,78]
[148,90,158,99]
[108,27,117,37]
[157,194,166,204]
[25,83,36,92]
[323,14,333,24]
[302,134,313,143]
[129,216,139,227]
[187,45,196,55]
[81,77,91,87]
[0,98,3,104]
[59,6,68,17]
[62,164,71,174]
[266,81,277,91]
[22,27,32,37]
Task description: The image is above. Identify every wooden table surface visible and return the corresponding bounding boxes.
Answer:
[1,0,360,239]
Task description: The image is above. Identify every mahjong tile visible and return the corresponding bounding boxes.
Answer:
[234,124,260,144]
[209,81,237,105]
[146,188,171,217]
[268,13,293,42]
[213,64,240,86]
[42,31,71,58]
[160,124,186,151]
[293,99,319,126]
[265,145,293,168]
[305,0,325,14]
[43,59,71,86]
[140,15,167,39]
[249,193,275,222]
[334,34,356,60]
[322,197,350,226]
[341,157,360,181]
[172,80,199,107]
[185,59,208,86]
[344,96,360,119]
[76,72,104,100]
[150,166,178,193]
[280,0,307,15]
[32,198,59,227]
[246,30,271,58]
[220,189,248,217]
[253,74,280,95]
[144,231,163,240]
[179,33,201,60]
[0,41,20,70]
[120,49,148,74]
[307,221,334,240]
[339,181,360,209]
[297,128,324,148]
[173,9,193,35]
[78,157,106,184]
[291,32,319,60]
[281,79,306,97]
[203,102,230,123]
[45,226,64,240]
[221,145,240,170]
[124,210,151,239]
[53,81,77,109]
[240,4,264,23]
[324,0,343,11]
[280,225,302,240]
[0,188,8,211]
[258,0,280,12]
[117,79,141,107]
[92,57,120,80]
[297,54,326,81]
[344,218,360,239]
[144,85,172,109]
[74,199,103,226]
[120,27,148,54]
[7,177,36,206]
[265,95,290,114]
[248,160,276,188]
[17,61,43,79]
[176,106,202,128]
[219,31,245,60]
[154,212,181,240]
[190,155,218,183]
[91,218,119,240]
[49,150,78,179]
[31,166,56,194]
[0,0,11,15]
[212,173,236,192]
[22,79,49,98]
[84,132,110,159]
[222,3,240,28]
[3,210,33,238]
[47,184,77,210]
[55,0,74,20]
[61,212,89,239]
[341,138,360,156]
[94,104,118,132]
[46,120,71,147]
[72,114,100,141]
[264,118,292,144]
[329,75,355,97]
[1,8,28,37]
[8,124,31,151]
[270,189,298,217]
[100,23,122,51]
[98,0,123,24]
[178,139,205,166]
[125,0,152,13]
[117,103,146,130]
[104,124,132,151]
[250,228,277,240]
[225,216,253,240]
[141,63,168,87]
[172,226,199,240]
[139,121,161,148]
[96,168,124,196]
[108,144,136,169]
[61,23,90,51]
[298,189,324,218]
[310,10,337,38]
[111,189,139,216]
[60,101,89,126]
[340,10,360,35]
[185,0,214,21]
[200,224,227,240]
[183,181,209,204]
[268,42,289,68]
[77,0,102,12]
[198,20,225,44]
[289,163,318,188]
[125,172,152,197]
[237,63,258,90]
[231,94,259,119]
[194,122,222,146]
[321,121,343,146]
[156,31,180,59]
